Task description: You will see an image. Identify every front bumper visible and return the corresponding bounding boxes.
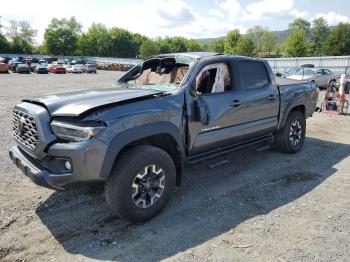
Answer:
[9,138,108,190]
[37,70,48,74]
[9,146,67,190]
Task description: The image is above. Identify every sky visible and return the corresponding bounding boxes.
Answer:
[1,0,350,43]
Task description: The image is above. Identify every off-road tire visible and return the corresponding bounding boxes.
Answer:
[105,145,176,223]
[276,110,306,154]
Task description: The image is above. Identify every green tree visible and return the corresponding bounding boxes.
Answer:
[322,23,350,56]
[0,17,11,53]
[132,33,148,56]
[247,26,267,55]
[224,29,240,54]
[33,44,47,55]
[77,23,110,56]
[18,21,37,45]
[284,29,308,57]
[235,36,255,57]
[261,31,277,56]
[139,39,160,59]
[154,37,172,54]
[288,18,311,33]
[6,20,36,54]
[185,39,203,52]
[0,33,11,53]
[11,36,33,54]
[309,17,330,56]
[109,27,138,58]
[44,17,82,55]
[209,38,225,53]
[166,37,188,53]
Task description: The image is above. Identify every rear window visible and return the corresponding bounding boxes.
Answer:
[240,61,269,90]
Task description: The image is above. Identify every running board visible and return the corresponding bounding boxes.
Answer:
[186,135,274,164]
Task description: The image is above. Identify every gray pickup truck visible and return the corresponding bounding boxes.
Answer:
[9,52,319,222]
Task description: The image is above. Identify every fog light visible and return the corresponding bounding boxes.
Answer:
[64,161,72,171]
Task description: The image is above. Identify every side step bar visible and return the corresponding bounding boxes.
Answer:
[186,134,274,164]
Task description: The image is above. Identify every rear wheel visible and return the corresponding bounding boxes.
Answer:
[105,145,176,223]
[276,110,306,154]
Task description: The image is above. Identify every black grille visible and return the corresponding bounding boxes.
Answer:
[12,109,39,150]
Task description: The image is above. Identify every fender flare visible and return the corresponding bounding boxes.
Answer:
[99,121,184,179]
[278,102,306,130]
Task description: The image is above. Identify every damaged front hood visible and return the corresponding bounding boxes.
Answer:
[23,88,162,117]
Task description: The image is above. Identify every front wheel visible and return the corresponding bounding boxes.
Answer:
[275,110,306,154]
[105,145,176,223]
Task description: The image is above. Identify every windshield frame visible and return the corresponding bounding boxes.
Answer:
[113,55,197,92]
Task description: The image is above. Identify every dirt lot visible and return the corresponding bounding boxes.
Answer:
[0,71,349,262]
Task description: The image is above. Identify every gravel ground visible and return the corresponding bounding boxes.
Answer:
[0,71,349,262]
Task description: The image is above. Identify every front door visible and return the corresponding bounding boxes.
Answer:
[186,62,246,155]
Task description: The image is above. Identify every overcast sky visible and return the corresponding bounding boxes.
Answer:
[1,0,350,43]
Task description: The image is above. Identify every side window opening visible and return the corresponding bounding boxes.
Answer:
[196,63,231,95]
[240,61,269,90]
[323,69,331,75]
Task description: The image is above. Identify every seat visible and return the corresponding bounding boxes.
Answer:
[174,67,189,84]
[135,69,151,86]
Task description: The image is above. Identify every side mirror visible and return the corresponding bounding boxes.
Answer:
[191,90,209,125]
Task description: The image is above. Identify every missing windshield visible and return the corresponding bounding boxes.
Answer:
[115,57,190,91]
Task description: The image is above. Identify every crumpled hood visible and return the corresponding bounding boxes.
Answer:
[23,88,162,117]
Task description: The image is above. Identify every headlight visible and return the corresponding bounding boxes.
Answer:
[50,121,104,142]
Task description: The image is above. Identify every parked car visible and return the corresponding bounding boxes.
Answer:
[46,57,58,64]
[47,63,54,70]
[71,60,85,65]
[301,64,315,68]
[34,64,49,74]
[16,64,30,74]
[30,63,39,72]
[11,62,24,72]
[64,64,71,70]
[276,67,302,78]
[68,64,84,73]
[31,58,40,64]
[9,53,318,223]
[39,59,47,64]
[9,57,25,67]
[84,63,97,73]
[0,62,9,73]
[0,57,11,64]
[49,65,66,74]
[287,68,335,88]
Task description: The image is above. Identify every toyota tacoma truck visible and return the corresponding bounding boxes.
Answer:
[9,53,319,222]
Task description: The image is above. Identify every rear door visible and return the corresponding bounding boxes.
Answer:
[234,60,280,139]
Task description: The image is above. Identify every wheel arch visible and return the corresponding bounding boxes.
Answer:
[99,122,185,186]
[278,103,306,130]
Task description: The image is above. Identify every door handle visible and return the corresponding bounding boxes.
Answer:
[230,100,241,107]
[267,95,277,101]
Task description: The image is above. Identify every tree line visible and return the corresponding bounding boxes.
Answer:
[1,16,350,59]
